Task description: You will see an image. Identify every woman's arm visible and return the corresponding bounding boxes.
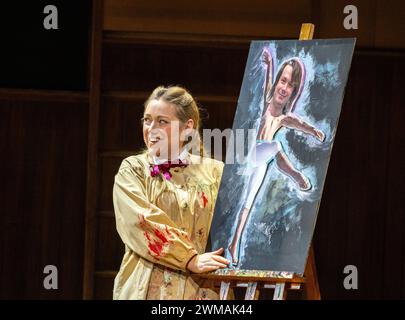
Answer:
[281,114,325,141]
[262,49,273,110]
[113,161,199,272]
[186,160,228,273]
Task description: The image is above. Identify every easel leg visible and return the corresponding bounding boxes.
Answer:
[273,283,287,300]
[220,281,231,300]
[244,282,259,300]
[304,245,321,300]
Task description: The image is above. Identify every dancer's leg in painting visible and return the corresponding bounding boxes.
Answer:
[275,151,311,191]
[227,140,311,265]
[227,140,283,265]
[228,163,268,265]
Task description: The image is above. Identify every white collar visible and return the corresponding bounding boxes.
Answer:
[152,148,189,165]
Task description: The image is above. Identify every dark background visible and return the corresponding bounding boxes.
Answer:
[0,0,404,299]
[0,1,90,90]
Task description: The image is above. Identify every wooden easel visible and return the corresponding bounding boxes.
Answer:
[197,244,320,300]
[198,23,321,301]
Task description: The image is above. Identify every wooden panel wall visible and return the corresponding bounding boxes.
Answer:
[104,0,405,49]
[0,91,88,299]
[0,2,91,300]
[104,0,312,38]
[314,51,405,299]
[316,0,405,48]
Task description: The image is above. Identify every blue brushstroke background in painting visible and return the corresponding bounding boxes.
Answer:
[208,39,355,275]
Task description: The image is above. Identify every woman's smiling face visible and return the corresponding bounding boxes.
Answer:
[143,98,192,159]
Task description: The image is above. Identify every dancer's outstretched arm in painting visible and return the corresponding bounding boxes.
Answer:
[262,49,273,110]
[281,114,325,142]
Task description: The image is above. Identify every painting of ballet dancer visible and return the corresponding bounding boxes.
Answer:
[208,38,355,275]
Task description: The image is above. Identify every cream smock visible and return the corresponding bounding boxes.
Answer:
[112,151,224,300]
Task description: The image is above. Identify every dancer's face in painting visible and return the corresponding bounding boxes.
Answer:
[143,99,193,158]
[273,65,294,108]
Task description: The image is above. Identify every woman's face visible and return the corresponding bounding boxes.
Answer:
[273,65,295,108]
[143,99,193,159]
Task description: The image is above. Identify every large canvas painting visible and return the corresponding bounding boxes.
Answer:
[208,38,355,275]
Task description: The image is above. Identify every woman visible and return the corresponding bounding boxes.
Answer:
[227,49,325,265]
[113,86,229,300]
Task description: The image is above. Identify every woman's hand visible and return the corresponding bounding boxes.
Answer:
[186,248,229,273]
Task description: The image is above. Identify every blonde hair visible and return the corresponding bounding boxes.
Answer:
[144,85,206,157]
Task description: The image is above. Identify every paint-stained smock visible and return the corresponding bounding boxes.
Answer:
[112,152,224,299]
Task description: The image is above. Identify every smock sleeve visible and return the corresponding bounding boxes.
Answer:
[113,159,198,272]
[213,161,224,190]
